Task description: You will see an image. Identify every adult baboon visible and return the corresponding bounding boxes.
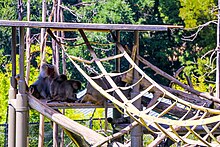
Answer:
[29,63,58,99]
[48,79,81,102]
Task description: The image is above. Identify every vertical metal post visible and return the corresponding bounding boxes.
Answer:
[131,31,143,147]
[216,0,220,99]
[8,27,17,147]
[16,26,28,147]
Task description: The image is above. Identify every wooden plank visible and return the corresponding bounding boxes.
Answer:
[0,20,182,31]
[28,94,107,146]
[41,100,115,109]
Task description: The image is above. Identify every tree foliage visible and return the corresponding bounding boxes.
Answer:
[177,0,218,92]
[179,0,215,28]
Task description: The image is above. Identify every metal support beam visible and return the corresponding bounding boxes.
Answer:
[131,31,143,147]
[16,26,28,147]
[8,26,17,147]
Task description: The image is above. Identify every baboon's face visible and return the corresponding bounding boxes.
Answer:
[40,63,50,78]
[72,80,81,92]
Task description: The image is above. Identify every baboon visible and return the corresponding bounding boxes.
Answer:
[81,73,130,105]
[50,74,67,98]
[81,73,109,105]
[120,72,164,108]
[48,79,82,102]
[29,63,58,99]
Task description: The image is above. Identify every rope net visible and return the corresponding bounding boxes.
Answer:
[54,29,220,146]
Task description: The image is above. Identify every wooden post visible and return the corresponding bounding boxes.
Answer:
[25,0,31,84]
[216,0,220,99]
[52,0,58,67]
[130,31,143,147]
[38,114,45,147]
[55,0,59,71]
[38,1,47,146]
[60,109,65,147]
[53,121,59,147]
[113,30,123,141]
[16,26,29,147]
[60,4,66,147]
[116,30,120,72]
[17,0,23,21]
[8,27,17,147]
[40,0,47,61]
[53,1,59,146]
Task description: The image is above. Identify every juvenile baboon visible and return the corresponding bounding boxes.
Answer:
[29,63,58,99]
[81,73,109,105]
[113,72,164,108]
[48,79,81,102]
[81,73,130,105]
[50,74,67,98]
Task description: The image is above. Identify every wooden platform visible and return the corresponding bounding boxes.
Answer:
[40,99,115,109]
[0,20,182,31]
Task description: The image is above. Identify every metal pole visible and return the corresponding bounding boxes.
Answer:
[16,26,28,147]
[131,31,143,147]
[216,0,220,99]
[8,27,17,147]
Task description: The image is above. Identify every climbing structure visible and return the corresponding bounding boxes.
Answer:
[61,29,220,147]
[4,20,220,147]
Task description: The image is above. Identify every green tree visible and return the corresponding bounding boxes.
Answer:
[178,0,217,92]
